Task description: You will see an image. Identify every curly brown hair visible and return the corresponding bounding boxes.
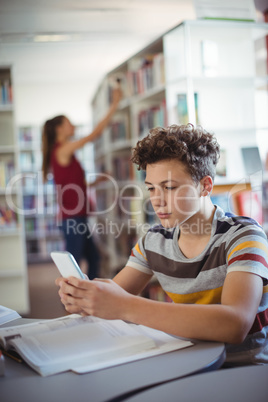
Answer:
[131,124,220,183]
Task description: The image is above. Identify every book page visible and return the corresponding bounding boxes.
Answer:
[0,314,80,349]
[74,324,193,374]
[0,305,21,326]
[9,318,156,376]
[1,315,193,376]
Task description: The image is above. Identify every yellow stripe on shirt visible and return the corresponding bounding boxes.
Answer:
[134,243,147,260]
[263,285,268,294]
[166,286,223,304]
[227,241,268,262]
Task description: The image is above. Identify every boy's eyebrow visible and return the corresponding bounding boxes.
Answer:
[144,179,178,185]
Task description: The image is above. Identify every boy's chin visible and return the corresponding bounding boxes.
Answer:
[159,215,194,228]
[159,218,177,229]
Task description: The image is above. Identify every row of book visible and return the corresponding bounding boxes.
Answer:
[19,152,37,172]
[0,158,15,188]
[0,203,18,230]
[211,190,263,225]
[110,121,128,142]
[127,53,165,96]
[95,160,145,184]
[26,238,65,258]
[23,194,57,213]
[138,100,167,136]
[0,79,12,105]
[112,156,134,181]
[24,216,62,235]
[18,126,39,145]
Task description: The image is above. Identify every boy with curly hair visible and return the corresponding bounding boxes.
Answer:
[57,124,268,366]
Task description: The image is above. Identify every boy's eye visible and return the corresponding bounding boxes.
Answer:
[165,186,176,190]
[146,187,154,192]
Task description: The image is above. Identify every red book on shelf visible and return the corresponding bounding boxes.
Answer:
[235,191,263,225]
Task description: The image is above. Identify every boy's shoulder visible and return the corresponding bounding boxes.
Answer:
[215,209,265,238]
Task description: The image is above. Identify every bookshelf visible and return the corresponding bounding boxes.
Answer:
[91,20,268,288]
[91,36,166,276]
[17,124,97,264]
[17,125,65,264]
[0,66,29,314]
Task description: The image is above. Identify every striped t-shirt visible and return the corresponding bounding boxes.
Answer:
[127,206,268,365]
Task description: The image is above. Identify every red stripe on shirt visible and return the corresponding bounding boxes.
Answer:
[249,308,268,334]
[228,253,268,269]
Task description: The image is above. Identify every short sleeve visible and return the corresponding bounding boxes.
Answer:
[126,235,153,276]
[226,227,268,284]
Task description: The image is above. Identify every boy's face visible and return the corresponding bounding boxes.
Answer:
[145,159,201,228]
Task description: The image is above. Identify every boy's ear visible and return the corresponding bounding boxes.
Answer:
[200,176,213,196]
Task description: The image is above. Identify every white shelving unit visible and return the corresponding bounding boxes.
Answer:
[17,124,95,264]
[164,20,268,184]
[0,66,29,314]
[17,125,65,264]
[91,37,165,276]
[91,20,268,280]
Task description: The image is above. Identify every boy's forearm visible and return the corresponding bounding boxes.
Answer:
[122,295,247,344]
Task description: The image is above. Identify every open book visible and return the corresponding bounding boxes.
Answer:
[0,314,193,377]
[0,305,21,325]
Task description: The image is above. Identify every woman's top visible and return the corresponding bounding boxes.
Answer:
[51,144,88,220]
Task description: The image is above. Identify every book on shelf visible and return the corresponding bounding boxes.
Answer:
[0,158,15,188]
[138,100,167,137]
[19,152,34,172]
[112,156,134,181]
[177,93,199,125]
[110,120,128,142]
[0,78,12,105]
[18,126,34,146]
[210,192,234,214]
[235,191,263,225]
[0,202,18,230]
[46,239,65,255]
[0,314,193,377]
[127,53,165,96]
[23,194,36,211]
[134,166,146,182]
[26,239,39,255]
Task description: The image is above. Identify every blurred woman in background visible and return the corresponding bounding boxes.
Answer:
[42,87,121,279]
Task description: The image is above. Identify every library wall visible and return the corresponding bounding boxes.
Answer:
[15,81,94,126]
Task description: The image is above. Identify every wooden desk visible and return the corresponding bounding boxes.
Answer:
[124,364,268,402]
[0,319,225,402]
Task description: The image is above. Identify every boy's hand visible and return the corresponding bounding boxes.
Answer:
[56,277,132,319]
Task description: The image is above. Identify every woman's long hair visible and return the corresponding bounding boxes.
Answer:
[42,115,65,182]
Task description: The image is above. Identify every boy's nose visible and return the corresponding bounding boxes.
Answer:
[152,189,166,207]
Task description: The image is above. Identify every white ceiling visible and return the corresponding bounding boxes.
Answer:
[0,0,196,87]
[0,0,266,113]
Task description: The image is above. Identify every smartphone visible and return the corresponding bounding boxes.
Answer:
[51,251,84,279]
